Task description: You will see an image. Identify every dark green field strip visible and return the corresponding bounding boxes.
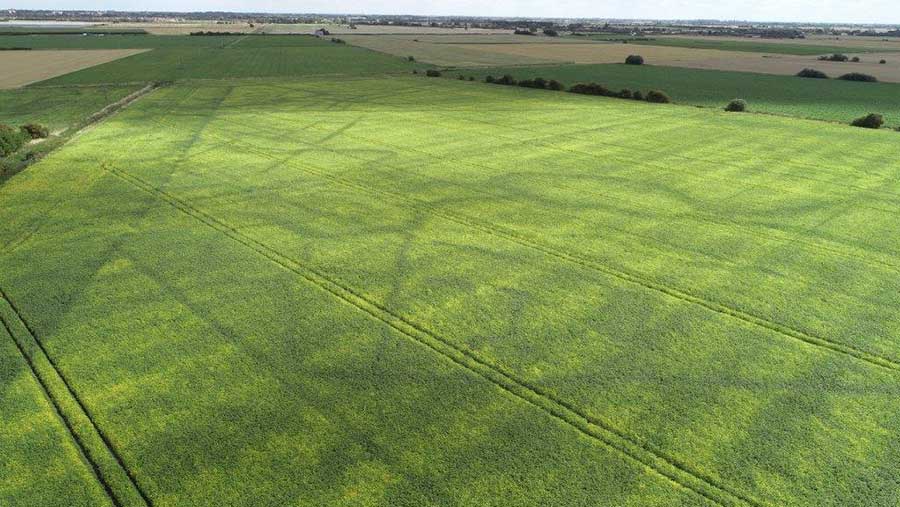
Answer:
[0,85,140,131]
[39,79,900,506]
[453,63,900,126]
[0,34,329,49]
[0,148,718,507]
[153,80,900,370]
[32,45,419,86]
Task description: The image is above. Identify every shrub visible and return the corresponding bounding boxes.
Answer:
[569,82,612,96]
[619,89,633,99]
[485,75,495,83]
[495,74,517,85]
[851,56,860,62]
[458,74,465,80]
[625,54,645,65]
[724,99,747,112]
[468,76,475,81]
[851,113,884,129]
[797,68,829,79]
[20,123,49,139]
[819,53,849,62]
[0,124,27,157]
[632,90,644,101]
[425,69,442,77]
[547,79,564,91]
[543,29,559,37]
[839,72,878,82]
[880,59,887,64]
[645,90,671,103]
[407,55,415,62]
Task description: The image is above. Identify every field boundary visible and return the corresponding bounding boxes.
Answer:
[0,288,152,507]
[182,108,900,373]
[105,163,765,507]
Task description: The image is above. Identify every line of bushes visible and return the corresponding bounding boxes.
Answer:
[0,123,48,158]
[818,53,850,62]
[797,68,878,82]
[481,74,671,103]
[819,54,869,64]
[189,31,247,36]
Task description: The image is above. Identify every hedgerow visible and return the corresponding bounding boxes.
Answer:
[838,73,878,82]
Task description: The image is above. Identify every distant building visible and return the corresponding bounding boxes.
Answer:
[314,27,330,36]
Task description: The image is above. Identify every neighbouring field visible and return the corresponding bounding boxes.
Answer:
[97,22,257,35]
[0,85,140,131]
[343,34,562,66]
[260,23,514,35]
[664,34,900,52]
[598,36,900,55]
[0,49,148,88]
[456,63,900,126]
[32,42,419,85]
[454,42,900,82]
[3,76,900,506]
[0,34,328,49]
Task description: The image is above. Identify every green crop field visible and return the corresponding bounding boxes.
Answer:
[0,85,140,131]
[0,34,329,49]
[33,44,419,85]
[3,75,900,506]
[454,63,900,126]
[572,35,900,55]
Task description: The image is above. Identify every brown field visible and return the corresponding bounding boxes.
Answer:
[344,34,561,66]
[458,42,900,82]
[0,49,148,88]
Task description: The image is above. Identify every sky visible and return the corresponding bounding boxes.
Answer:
[9,0,900,25]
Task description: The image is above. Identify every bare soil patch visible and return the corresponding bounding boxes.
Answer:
[0,49,148,88]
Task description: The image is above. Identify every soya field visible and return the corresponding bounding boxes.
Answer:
[2,25,900,507]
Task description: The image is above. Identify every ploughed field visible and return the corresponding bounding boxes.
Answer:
[3,76,900,507]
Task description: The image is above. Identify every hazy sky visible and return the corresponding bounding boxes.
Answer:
[12,0,900,24]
